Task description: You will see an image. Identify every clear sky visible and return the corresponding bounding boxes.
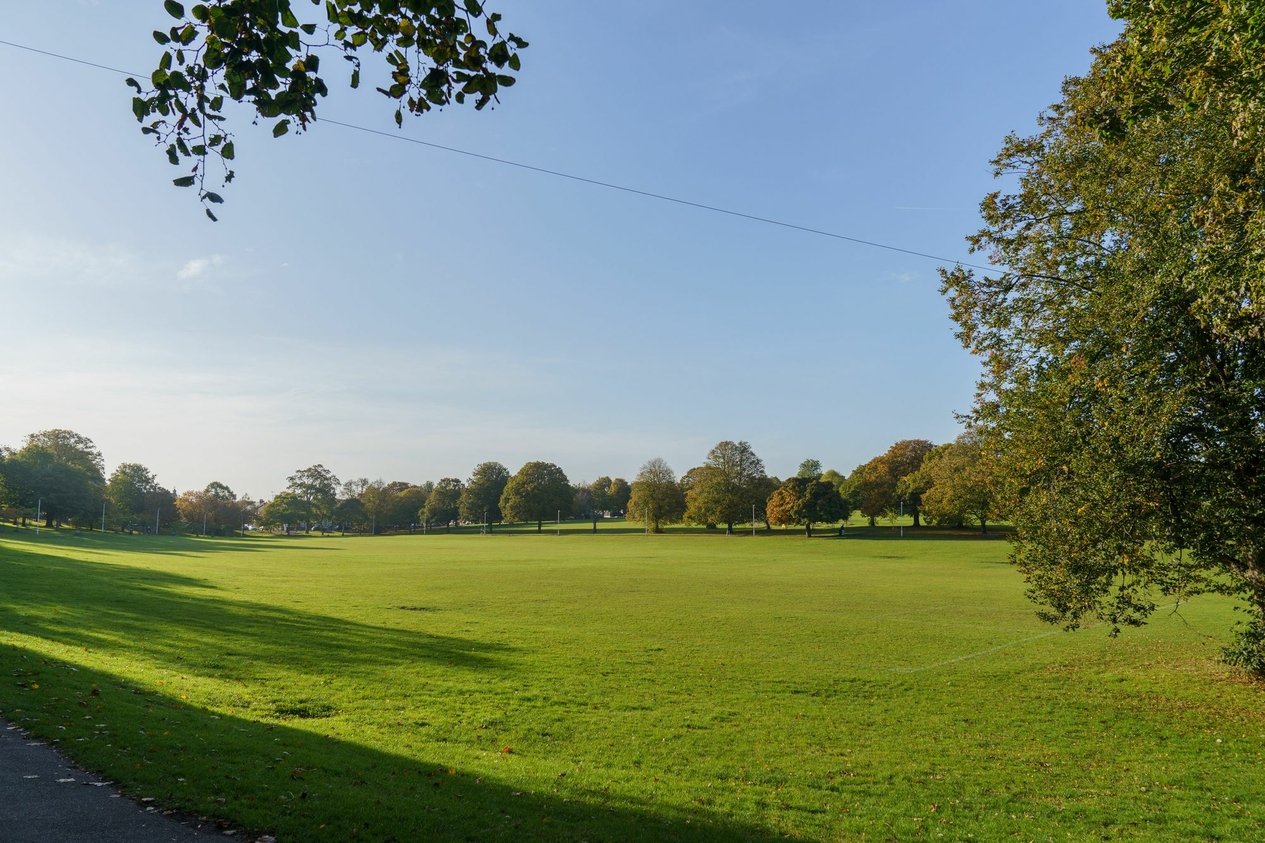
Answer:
[0,2,1122,499]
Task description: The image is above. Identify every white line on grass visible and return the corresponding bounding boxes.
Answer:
[889,630,1063,673]
[890,602,1183,673]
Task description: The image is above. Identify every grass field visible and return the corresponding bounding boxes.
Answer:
[1,525,1262,841]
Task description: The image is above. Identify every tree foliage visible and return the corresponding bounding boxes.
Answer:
[766,477,846,537]
[176,481,244,535]
[389,484,429,530]
[105,463,163,529]
[459,461,510,527]
[286,463,340,531]
[499,461,571,532]
[423,477,463,528]
[130,0,528,216]
[5,430,106,527]
[627,458,684,534]
[849,440,935,527]
[796,459,822,480]
[940,1,1265,672]
[259,491,306,533]
[683,441,768,534]
[917,431,998,533]
[606,477,631,515]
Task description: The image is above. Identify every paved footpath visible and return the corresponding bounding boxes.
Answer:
[0,720,235,842]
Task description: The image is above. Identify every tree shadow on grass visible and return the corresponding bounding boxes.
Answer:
[0,543,511,679]
[0,648,797,842]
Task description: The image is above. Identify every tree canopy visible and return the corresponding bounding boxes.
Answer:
[683,441,768,534]
[424,477,464,529]
[916,432,998,533]
[459,461,510,527]
[3,430,106,526]
[131,1,527,216]
[766,476,846,538]
[286,463,340,531]
[627,458,684,534]
[940,1,1265,673]
[499,461,571,532]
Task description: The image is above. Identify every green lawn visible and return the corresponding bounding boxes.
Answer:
[1,526,1261,841]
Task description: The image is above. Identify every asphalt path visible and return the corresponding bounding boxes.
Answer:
[0,719,227,842]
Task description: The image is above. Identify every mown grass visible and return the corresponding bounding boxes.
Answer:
[0,525,1262,841]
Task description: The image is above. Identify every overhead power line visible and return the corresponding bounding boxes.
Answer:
[0,37,999,273]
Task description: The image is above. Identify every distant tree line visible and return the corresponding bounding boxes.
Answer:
[0,428,999,538]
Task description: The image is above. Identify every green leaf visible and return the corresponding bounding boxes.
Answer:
[173,175,196,187]
[204,192,223,204]
[281,7,299,28]
[164,0,185,19]
[221,141,235,160]
[153,30,172,45]
[300,23,317,35]
[273,119,290,137]
[205,207,218,222]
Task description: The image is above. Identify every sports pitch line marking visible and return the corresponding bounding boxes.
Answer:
[891,602,1183,673]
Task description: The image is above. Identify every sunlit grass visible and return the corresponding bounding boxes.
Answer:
[0,526,1261,840]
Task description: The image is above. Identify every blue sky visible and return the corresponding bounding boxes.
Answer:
[0,2,1121,498]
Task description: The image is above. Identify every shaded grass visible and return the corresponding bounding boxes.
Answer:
[1,527,1263,840]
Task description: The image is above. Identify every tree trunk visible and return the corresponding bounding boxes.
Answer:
[536,519,542,532]
[804,523,812,538]
[726,522,733,535]
[912,508,922,528]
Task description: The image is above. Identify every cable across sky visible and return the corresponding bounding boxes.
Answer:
[0,37,999,273]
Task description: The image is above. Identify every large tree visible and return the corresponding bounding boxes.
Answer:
[6,430,106,527]
[917,432,998,534]
[459,461,510,529]
[105,462,165,530]
[940,2,1265,672]
[259,491,305,534]
[132,0,527,216]
[849,440,935,527]
[499,462,571,532]
[627,458,684,534]
[683,440,768,534]
[588,476,613,515]
[606,477,631,515]
[423,477,464,530]
[286,464,340,532]
[176,481,243,535]
[766,477,846,538]
[389,483,429,531]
